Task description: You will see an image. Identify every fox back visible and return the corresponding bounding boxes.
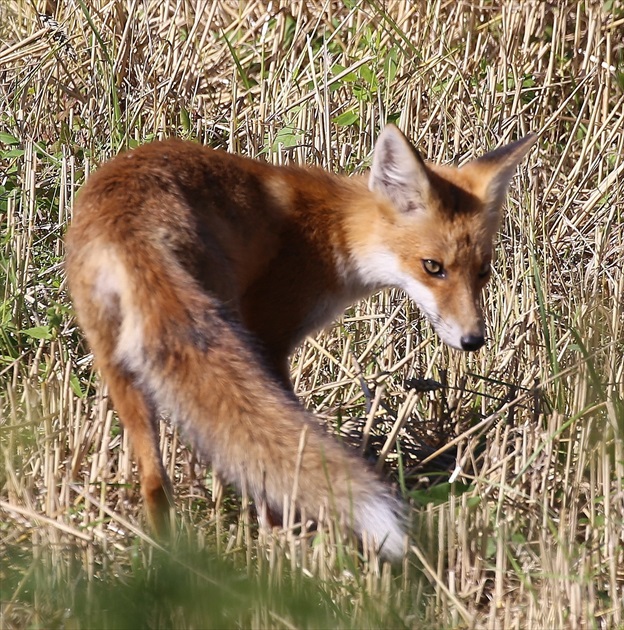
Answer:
[66,125,535,559]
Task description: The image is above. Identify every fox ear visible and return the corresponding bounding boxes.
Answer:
[467,133,537,215]
[369,125,431,214]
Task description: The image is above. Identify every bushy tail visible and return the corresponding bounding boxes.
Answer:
[74,239,406,560]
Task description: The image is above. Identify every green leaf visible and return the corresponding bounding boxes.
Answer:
[359,64,377,89]
[222,32,253,90]
[273,127,300,149]
[70,373,85,398]
[410,481,473,506]
[4,148,24,158]
[180,107,191,133]
[333,110,359,127]
[22,326,53,340]
[0,132,20,145]
[331,64,357,82]
[467,495,482,509]
[384,49,398,83]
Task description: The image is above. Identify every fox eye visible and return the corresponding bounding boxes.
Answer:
[478,262,491,278]
[422,259,444,276]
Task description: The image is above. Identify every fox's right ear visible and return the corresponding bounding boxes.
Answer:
[369,125,431,214]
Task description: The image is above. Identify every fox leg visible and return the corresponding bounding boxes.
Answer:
[100,359,173,537]
[268,358,293,391]
[255,343,294,391]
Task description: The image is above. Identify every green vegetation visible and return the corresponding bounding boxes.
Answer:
[1,1,622,627]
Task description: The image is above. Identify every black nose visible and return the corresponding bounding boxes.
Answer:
[460,334,485,351]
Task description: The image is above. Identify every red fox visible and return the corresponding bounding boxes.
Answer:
[66,125,535,559]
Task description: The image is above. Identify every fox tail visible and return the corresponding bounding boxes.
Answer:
[67,237,406,560]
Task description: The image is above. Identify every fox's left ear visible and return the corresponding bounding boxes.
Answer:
[466,133,537,214]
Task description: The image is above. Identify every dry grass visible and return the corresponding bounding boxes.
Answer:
[1,0,623,628]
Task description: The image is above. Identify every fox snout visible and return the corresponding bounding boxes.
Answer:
[460,331,485,351]
[457,304,486,351]
[423,292,487,352]
[434,318,486,352]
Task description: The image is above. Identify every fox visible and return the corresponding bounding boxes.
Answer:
[65,125,535,560]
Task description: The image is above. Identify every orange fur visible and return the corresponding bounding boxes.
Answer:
[65,125,535,559]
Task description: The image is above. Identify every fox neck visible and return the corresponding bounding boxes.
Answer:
[333,180,408,296]
[342,227,445,339]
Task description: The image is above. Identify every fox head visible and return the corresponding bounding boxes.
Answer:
[361,125,536,351]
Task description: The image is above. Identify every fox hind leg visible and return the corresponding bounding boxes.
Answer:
[68,248,174,537]
[103,362,174,537]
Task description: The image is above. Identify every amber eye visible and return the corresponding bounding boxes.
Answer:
[478,262,491,278]
[422,259,444,276]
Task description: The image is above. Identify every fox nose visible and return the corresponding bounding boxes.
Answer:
[460,333,485,351]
